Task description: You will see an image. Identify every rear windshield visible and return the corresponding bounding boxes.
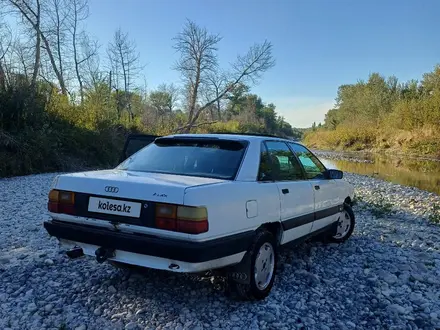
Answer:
[117,138,248,180]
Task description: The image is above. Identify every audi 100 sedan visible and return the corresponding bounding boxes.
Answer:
[44,133,355,300]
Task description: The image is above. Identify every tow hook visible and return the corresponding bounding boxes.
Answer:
[66,247,84,259]
[169,263,180,270]
[95,247,115,263]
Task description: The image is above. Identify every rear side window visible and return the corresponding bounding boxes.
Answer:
[258,148,273,181]
[117,138,248,180]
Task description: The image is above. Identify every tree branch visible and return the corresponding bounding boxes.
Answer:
[174,120,218,133]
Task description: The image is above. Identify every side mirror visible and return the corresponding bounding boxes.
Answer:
[324,169,343,180]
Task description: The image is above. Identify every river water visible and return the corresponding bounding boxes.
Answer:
[315,151,440,196]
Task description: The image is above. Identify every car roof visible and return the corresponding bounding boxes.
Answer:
[162,133,303,145]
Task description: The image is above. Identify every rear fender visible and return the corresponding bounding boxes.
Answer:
[228,251,252,285]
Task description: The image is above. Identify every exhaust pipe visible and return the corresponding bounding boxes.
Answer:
[66,247,84,259]
[95,247,115,263]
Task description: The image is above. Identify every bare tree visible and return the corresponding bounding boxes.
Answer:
[45,0,70,87]
[173,20,221,128]
[14,38,33,78]
[83,49,104,91]
[7,0,68,94]
[107,28,143,94]
[3,0,41,87]
[69,0,98,103]
[107,28,143,118]
[203,71,228,120]
[0,22,12,90]
[173,20,275,132]
[79,34,100,88]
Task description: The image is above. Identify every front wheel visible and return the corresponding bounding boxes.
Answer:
[327,203,355,243]
[228,230,278,300]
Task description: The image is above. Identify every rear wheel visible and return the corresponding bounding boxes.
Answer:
[327,203,355,243]
[228,230,277,300]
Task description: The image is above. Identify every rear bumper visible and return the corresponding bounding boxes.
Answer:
[43,220,253,264]
[58,239,246,273]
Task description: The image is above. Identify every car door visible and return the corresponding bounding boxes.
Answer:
[288,143,341,232]
[262,141,315,245]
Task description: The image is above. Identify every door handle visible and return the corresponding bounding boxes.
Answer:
[314,185,320,190]
[282,188,289,194]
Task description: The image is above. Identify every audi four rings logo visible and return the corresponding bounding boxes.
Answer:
[105,186,119,193]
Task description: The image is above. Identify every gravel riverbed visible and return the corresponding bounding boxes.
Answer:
[0,172,439,330]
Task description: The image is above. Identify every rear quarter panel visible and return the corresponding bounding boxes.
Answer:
[183,182,280,241]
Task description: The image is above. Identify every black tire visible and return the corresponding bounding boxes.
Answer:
[229,230,278,301]
[327,203,355,243]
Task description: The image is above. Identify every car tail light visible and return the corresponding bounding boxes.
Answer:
[48,189,76,215]
[155,203,208,234]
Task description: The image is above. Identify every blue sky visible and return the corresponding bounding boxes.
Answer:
[24,0,440,127]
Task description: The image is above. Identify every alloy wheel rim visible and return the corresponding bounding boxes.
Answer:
[333,210,352,239]
[254,242,275,290]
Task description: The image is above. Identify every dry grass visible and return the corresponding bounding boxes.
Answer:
[304,125,440,158]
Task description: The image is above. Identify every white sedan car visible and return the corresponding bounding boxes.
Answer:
[44,133,355,300]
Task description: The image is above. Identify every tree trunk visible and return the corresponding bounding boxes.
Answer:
[9,0,67,94]
[55,0,64,83]
[0,61,6,90]
[72,7,84,103]
[187,59,201,125]
[31,0,41,87]
[216,98,221,120]
[41,33,67,94]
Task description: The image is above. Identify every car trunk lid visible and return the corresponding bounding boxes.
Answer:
[51,169,224,227]
[55,169,224,204]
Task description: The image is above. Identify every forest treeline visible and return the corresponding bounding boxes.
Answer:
[0,0,299,177]
[304,67,440,158]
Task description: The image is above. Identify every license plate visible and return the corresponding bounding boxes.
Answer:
[88,197,141,218]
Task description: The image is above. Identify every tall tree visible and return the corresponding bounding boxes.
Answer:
[203,71,228,120]
[173,20,221,128]
[46,0,69,88]
[4,0,41,87]
[0,22,12,90]
[107,28,143,118]
[7,0,67,94]
[70,0,98,103]
[173,19,275,133]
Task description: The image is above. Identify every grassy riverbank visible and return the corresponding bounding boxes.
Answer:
[303,126,440,159]
[303,66,440,159]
